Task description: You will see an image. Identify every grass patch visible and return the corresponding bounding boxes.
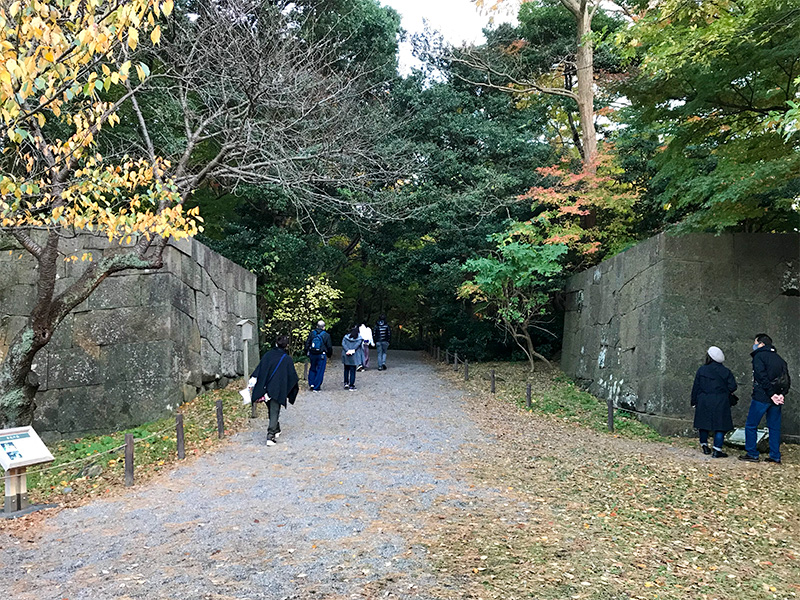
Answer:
[444,358,668,442]
[1,382,253,506]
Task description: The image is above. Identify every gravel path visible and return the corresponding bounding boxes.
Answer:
[0,351,492,600]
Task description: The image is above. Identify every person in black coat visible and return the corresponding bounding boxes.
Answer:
[250,335,299,446]
[691,345,737,458]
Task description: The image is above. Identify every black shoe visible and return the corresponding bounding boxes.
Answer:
[344,383,350,390]
[349,385,357,391]
[738,454,759,462]
[308,385,314,391]
[266,435,276,446]
[356,365,364,372]
[764,457,782,464]
[711,449,728,458]
[701,444,711,455]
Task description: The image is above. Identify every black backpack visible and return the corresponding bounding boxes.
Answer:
[771,360,791,396]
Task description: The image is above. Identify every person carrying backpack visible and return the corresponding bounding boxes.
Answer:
[739,333,791,464]
[304,320,333,391]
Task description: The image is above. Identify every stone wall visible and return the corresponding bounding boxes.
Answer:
[562,233,800,441]
[0,236,258,440]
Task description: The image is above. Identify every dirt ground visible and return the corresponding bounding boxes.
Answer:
[1,351,798,600]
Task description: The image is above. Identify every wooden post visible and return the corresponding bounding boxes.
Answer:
[453,351,458,370]
[490,369,496,394]
[4,468,19,513]
[216,400,224,439]
[303,362,309,380]
[464,359,469,381]
[607,398,614,432]
[444,349,449,363]
[435,346,439,361]
[250,400,257,419]
[176,414,185,460]
[526,383,532,409]
[124,433,134,487]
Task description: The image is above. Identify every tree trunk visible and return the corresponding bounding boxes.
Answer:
[0,325,43,428]
[509,326,552,374]
[574,5,597,171]
[0,237,164,428]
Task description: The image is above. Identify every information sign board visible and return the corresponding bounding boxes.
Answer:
[0,427,54,471]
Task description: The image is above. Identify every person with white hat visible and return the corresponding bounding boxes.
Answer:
[691,346,738,458]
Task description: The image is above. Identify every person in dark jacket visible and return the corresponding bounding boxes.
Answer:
[373,315,391,371]
[691,346,737,458]
[304,320,333,392]
[250,335,299,446]
[341,326,362,390]
[739,334,790,463]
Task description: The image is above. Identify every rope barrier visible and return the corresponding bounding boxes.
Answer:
[21,423,176,478]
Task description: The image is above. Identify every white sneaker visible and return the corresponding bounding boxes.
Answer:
[275,431,281,439]
[266,438,276,446]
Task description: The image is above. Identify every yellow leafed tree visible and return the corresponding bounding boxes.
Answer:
[0,0,201,427]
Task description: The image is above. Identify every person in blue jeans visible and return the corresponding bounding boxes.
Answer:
[691,346,737,458]
[341,326,362,390]
[304,320,332,391]
[373,315,391,371]
[739,334,790,464]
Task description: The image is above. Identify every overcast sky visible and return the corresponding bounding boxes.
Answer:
[380,0,516,73]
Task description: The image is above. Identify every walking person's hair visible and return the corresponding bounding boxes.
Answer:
[755,333,772,346]
[349,326,359,338]
[704,354,715,365]
[275,335,290,349]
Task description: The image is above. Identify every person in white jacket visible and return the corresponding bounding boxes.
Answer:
[357,323,375,371]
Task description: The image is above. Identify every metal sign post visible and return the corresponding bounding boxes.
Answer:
[237,318,256,376]
[1,426,55,518]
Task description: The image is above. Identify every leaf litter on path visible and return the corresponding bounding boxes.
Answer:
[417,359,800,600]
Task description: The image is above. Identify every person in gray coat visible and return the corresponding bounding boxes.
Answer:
[691,345,737,458]
[341,326,363,390]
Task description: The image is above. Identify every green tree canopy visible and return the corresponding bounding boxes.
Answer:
[617,0,800,232]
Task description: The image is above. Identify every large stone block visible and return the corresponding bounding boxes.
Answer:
[180,252,204,291]
[47,346,103,388]
[88,273,143,310]
[56,385,108,435]
[7,284,37,315]
[665,232,734,264]
[171,308,202,354]
[201,338,221,383]
[220,349,240,378]
[734,233,800,264]
[31,389,59,436]
[73,306,172,346]
[49,314,74,350]
[0,314,29,346]
[105,377,182,428]
[663,260,703,298]
[102,340,177,383]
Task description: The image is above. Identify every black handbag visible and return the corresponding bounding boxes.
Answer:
[729,392,739,406]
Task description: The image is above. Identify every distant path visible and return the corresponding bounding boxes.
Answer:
[0,351,490,599]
